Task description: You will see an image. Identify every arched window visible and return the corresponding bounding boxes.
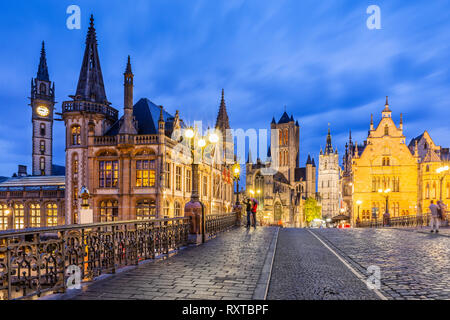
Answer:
[40,157,45,175]
[284,129,289,145]
[40,140,45,153]
[0,204,9,230]
[136,199,156,220]
[426,165,430,172]
[279,130,283,147]
[14,203,25,229]
[39,83,46,95]
[384,125,389,136]
[426,183,430,199]
[71,125,81,146]
[30,203,41,227]
[100,200,118,222]
[174,201,182,217]
[40,123,46,136]
[46,203,58,226]
[163,201,170,217]
[73,154,79,177]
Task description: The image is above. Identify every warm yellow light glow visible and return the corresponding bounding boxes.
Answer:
[257,189,261,194]
[198,138,206,148]
[385,188,391,193]
[4,209,11,216]
[36,105,49,117]
[209,132,219,144]
[185,128,195,139]
[437,166,449,174]
[234,168,240,175]
[249,189,255,195]
[378,189,383,193]
[356,200,362,205]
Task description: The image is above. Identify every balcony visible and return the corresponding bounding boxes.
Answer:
[62,100,119,121]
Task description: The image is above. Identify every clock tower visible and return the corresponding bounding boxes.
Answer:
[30,42,55,176]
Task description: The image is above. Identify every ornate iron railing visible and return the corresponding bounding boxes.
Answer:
[205,213,238,239]
[356,213,449,228]
[0,217,190,300]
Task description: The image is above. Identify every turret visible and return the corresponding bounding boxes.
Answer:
[119,56,137,135]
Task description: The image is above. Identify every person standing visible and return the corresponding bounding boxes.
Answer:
[245,198,252,229]
[251,199,258,228]
[429,200,440,233]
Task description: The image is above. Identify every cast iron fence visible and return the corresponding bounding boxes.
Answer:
[356,212,449,228]
[205,213,238,239]
[0,217,190,300]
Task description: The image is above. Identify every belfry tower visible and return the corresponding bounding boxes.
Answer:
[30,42,55,176]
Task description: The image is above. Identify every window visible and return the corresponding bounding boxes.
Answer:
[203,176,208,197]
[362,210,370,221]
[46,203,58,227]
[30,204,41,227]
[284,129,289,145]
[165,163,171,189]
[40,157,45,175]
[136,199,156,220]
[99,161,119,188]
[40,140,45,153]
[175,166,182,191]
[163,201,170,217]
[372,177,377,192]
[136,160,156,187]
[40,123,46,136]
[393,202,400,217]
[71,125,81,145]
[426,165,430,172]
[186,169,192,193]
[100,200,118,222]
[384,125,389,136]
[14,203,25,229]
[39,83,46,94]
[426,183,430,199]
[279,130,283,147]
[73,154,79,178]
[174,202,182,217]
[432,182,437,199]
[0,204,9,230]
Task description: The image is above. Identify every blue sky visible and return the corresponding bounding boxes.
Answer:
[1,0,450,177]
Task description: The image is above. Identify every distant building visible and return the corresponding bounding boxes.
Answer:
[246,112,317,227]
[318,127,340,218]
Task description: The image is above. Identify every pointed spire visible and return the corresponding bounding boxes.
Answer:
[215,89,231,131]
[370,114,374,130]
[37,41,50,81]
[125,55,132,75]
[349,130,353,145]
[271,117,276,124]
[75,14,108,104]
[382,96,391,116]
[325,125,333,154]
[400,113,403,129]
[307,154,312,165]
[312,157,316,167]
[267,145,271,158]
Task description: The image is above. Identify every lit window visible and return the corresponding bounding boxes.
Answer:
[165,163,171,189]
[175,166,182,191]
[100,200,118,222]
[40,140,45,153]
[163,201,170,217]
[46,203,58,227]
[30,203,41,228]
[136,199,156,220]
[99,161,119,188]
[384,125,389,136]
[186,170,192,193]
[40,157,45,174]
[71,125,81,145]
[174,201,182,217]
[0,204,9,230]
[14,203,25,229]
[136,160,156,187]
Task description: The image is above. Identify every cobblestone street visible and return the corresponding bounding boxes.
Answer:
[310,228,450,300]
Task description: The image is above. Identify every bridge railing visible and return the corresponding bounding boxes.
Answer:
[0,217,190,300]
[205,212,238,239]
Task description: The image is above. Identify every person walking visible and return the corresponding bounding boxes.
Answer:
[251,199,258,229]
[245,198,252,229]
[429,200,440,233]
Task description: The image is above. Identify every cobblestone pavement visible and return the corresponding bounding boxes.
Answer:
[312,228,450,300]
[394,226,450,237]
[53,227,277,300]
[267,229,381,300]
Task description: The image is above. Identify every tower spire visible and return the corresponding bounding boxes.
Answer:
[37,41,50,81]
[325,125,333,154]
[75,14,108,104]
[119,56,136,135]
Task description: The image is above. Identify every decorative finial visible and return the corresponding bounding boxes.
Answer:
[125,55,132,74]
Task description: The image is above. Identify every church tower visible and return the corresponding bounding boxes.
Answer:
[62,15,118,224]
[30,42,55,176]
[318,126,340,217]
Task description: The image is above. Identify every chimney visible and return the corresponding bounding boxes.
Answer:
[18,165,27,177]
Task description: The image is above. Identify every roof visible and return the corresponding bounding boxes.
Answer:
[0,176,65,189]
[52,164,66,176]
[408,133,424,148]
[278,112,291,124]
[105,98,177,136]
[273,172,289,184]
[0,177,7,183]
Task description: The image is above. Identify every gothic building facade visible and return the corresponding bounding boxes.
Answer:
[318,128,340,218]
[62,16,234,224]
[246,112,316,227]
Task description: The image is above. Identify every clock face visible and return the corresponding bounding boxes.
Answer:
[36,106,50,117]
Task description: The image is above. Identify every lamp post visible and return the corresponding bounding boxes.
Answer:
[378,188,391,226]
[232,162,241,205]
[436,165,449,201]
[183,127,218,244]
[356,200,362,226]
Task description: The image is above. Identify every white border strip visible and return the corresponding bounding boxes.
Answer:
[308,230,388,301]
[253,227,280,300]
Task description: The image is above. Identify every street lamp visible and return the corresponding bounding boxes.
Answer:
[232,162,241,205]
[436,165,449,201]
[378,188,391,224]
[356,200,362,222]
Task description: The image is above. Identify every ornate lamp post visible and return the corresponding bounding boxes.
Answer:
[378,188,391,226]
[183,127,218,244]
[436,165,449,201]
[232,162,241,205]
[356,200,362,223]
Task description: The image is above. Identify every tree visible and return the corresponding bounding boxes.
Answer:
[304,197,322,225]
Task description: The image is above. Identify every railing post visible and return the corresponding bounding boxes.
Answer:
[6,239,11,300]
[111,225,116,274]
[135,223,139,266]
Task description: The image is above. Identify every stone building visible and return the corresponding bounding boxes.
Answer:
[62,16,234,224]
[245,112,316,227]
[318,128,340,218]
